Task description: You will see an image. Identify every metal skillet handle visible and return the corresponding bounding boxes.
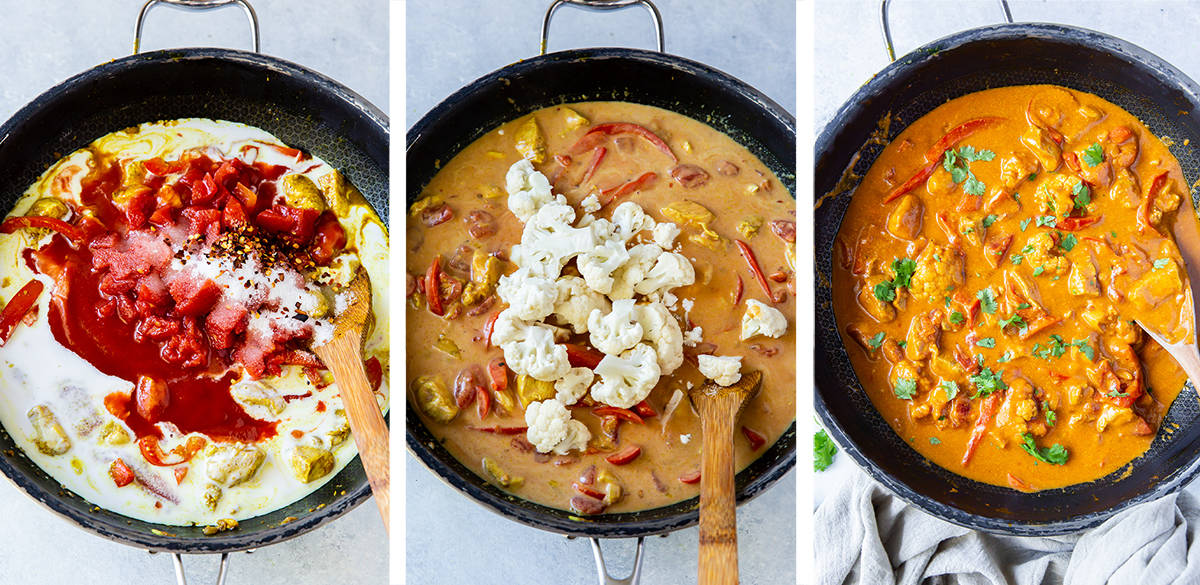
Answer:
[880,0,1012,62]
[541,0,664,55]
[134,0,260,54]
[170,552,229,585]
[590,537,645,585]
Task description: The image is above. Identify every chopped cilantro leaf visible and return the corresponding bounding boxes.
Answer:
[1033,266,1046,277]
[930,437,942,445]
[1107,389,1129,398]
[1035,335,1067,360]
[814,429,837,471]
[866,332,885,349]
[1027,173,1038,181]
[1060,233,1078,252]
[1011,254,1024,265]
[894,378,918,400]
[1045,408,1057,427]
[1154,258,1171,270]
[976,337,997,348]
[1020,433,1068,465]
[892,257,917,287]
[1071,338,1096,361]
[999,313,1026,330]
[1081,143,1105,167]
[873,280,896,302]
[982,214,999,228]
[997,350,1015,363]
[977,287,998,314]
[1035,215,1057,228]
[964,176,986,196]
[940,380,959,400]
[969,367,1007,398]
[897,341,907,349]
[949,311,965,325]
[1072,180,1091,209]
[1017,302,1032,310]
[1020,218,1032,232]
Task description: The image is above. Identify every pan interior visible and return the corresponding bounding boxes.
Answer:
[0,48,388,552]
[815,24,1200,535]
[406,48,796,538]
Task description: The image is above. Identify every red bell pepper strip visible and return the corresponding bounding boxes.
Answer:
[570,122,677,163]
[886,117,1005,204]
[1058,216,1102,232]
[0,216,84,244]
[678,469,702,484]
[109,458,135,487]
[573,481,607,500]
[602,172,657,199]
[138,435,207,467]
[467,425,528,435]
[593,406,644,424]
[605,445,642,465]
[565,343,605,369]
[1138,171,1170,235]
[476,385,492,420]
[482,310,501,347]
[632,400,657,419]
[0,279,43,347]
[426,255,444,316]
[731,274,744,305]
[580,146,607,185]
[735,240,778,304]
[962,394,1002,467]
[364,356,383,392]
[741,426,767,451]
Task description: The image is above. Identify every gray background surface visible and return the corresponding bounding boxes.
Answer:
[406,1,796,584]
[814,0,1200,506]
[0,1,388,584]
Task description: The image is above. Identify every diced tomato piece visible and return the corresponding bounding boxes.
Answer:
[205,301,248,350]
[143,157,184,176]
[0,279,43,346]
[109,458,135,487]
[365,356,383,392]
[191,173,219,205]
[741,426,767,451]
[310,212,347,265]
[255,205,320,244]
[181,207,223,240]
[134,375,169,421]
[223,197,248,228]
[605,445,642,465]
[167,277,222,316]
[1058,216,1101,231]
[122,187,157,230]
[679,469,702,484]
[593,406,644,424]
[174,466,189,485]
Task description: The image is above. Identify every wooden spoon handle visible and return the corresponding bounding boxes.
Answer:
[320,336,390,532]
[698,394,740,585]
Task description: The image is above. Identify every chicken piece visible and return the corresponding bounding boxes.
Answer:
[1020,125,1062,172]
[206,444,265,487]
[994,377,1037,441]
[414,375,458,423]
[857,275,896,323]
[983,232,1013,269]
[97,420,131,446]
[905,310,942,361]
[203,484,222,511]
[908,243,965,304]
[290,445,336,483]
[925,166,957,197]
[1106,126,1139,169]
[999,151,1039,191]
[1110,169,1140,209]
[1067,254,1101,297]
[1025,232,1070,277]
[886,194,924,241]
[984,187,1022,218]
[1129,256,1184,309]
[1033,173,1080,218]
[514,117,547,163]
[1074,150,1112,190]
[28,405,71,456]
[1095,404,1134,433]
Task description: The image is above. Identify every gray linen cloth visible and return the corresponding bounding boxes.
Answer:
[817,470,1200,585]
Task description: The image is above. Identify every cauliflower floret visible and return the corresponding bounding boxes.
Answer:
[610,201,656,240]
[740,299,789,340]
[697,354,743,387]
[505,159,564,222]
[1025,231,1070,277]
[588,299,644,355]
[591,343,662,408]
[635,301,685,374]
[581,193,601,213]
[652,222,681,248]
[578,239,630,295]
[512,202,598,278]
[490,308,527,347]
[633,252,695,297]
[609,243,662,300]
[555,367,594,405]
[525,399,591,454]
[501,324,570,382]
[496,269,557,321]
[552,275,611,334]
[908,242,964,304]
[683,325,703,347]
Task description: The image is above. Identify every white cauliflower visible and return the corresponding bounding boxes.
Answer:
[634,301,685,374]
[610,201,656,240]
[652,222,681,248]
[740,299,789,340]
[555,367,594,406]
[682,325,703,347]
[505,159,565,222]
[525,398,591,454]
[577,239,630,295]
[591,343,661,408]
[496,269,557,321]
[588,299,644,355]
[609,243,662,300]
[633,252,696,297]
[501,324,570,382]
[581,193,601,213]
[510,202,598,278]
[552,275,610,334]
[698,354,743,387]
[489,308,527,347]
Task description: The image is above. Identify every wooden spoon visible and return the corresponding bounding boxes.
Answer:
[312,269,390,532]
[687,369,762,585]
[1138,285,1200,386]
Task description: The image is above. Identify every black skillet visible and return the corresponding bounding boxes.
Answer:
[0,0,388,581]
[406,0,795,581]
[815,1,1200,536]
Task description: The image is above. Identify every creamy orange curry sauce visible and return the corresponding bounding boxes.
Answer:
[833,85,1197,491]
[407,102,795,514]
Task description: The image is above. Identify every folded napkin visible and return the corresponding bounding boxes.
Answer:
[817,470,1200,585]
